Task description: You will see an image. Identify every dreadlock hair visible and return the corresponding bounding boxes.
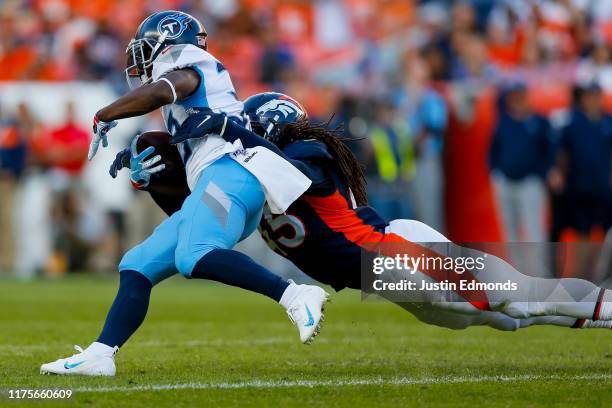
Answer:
[276,118,368,206]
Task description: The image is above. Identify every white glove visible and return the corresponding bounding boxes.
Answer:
[88,114,118,160]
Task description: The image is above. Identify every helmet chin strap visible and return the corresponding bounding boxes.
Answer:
[140,32,168,85]
[151,32,169,58]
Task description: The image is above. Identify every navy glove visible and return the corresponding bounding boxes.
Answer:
[109,147,131,178]
[170,111,228,144]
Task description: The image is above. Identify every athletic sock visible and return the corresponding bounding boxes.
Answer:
[594,289,612,320]
[97,270,152,348]
[191,249,289,302]
[85,342,117,357]
[279,280,300,309]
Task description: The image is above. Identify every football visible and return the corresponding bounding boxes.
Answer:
[136,130,190,197]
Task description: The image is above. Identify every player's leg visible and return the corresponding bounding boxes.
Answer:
[517,316,612,329]
[40,213,180,376]
[174,155,329,343]
[174,156,288,300]
[381,219,483,315]
[400,303,535,331]
[388,219,612,322]
[400,301,612,331]
[398,302,488,330]
[95,212,180,348]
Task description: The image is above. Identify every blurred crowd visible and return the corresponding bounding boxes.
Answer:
[2,0,612,277]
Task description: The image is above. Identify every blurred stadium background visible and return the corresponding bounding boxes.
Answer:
[2,0,612,281]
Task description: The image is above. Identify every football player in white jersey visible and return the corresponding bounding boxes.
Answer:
[40,11,329,377]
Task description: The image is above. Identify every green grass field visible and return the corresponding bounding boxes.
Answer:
[0,277,611,407]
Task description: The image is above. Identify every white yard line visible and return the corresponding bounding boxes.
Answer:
[0,337,324,353]
[75,373,612,393]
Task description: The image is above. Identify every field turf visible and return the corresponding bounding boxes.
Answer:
[0,277,611,407]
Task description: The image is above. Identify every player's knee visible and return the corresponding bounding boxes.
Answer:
[413,313,472,330]
[174,252,196,278]
[487,316,520,331]
[118,250,155,288]
[175,244,217,278]
[118,269,153,297]
[118,247,142,273]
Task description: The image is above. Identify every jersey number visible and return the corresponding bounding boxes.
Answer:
[260,206,306,255]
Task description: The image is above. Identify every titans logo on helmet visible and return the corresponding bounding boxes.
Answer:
[256,99,305,121]
[157,13,192,39]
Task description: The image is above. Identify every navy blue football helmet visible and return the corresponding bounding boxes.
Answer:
[125,10,207,88]
[243,92,308,142]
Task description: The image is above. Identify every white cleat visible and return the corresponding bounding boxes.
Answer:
[40,345,117,376]
[283,280,330,344]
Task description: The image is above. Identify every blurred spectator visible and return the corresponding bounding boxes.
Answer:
[11,103,51,278]
[38,101,89,176]
[553,83,612,240]
[452,33,497,81]
[81,20,123,80]
[576,43,612,92]
[2,0,612,265]
[35,101,91,274]
[485,1,526,68]
[0,104,26,273]
[259,26,295,86]
[489,82,554,241]
[365,102,414,220]
[394,50,447,231]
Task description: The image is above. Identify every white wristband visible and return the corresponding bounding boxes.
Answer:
[157,77,177,103]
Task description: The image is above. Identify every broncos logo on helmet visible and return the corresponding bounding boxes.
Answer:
[244,93,308,142]
[256,99,305,121]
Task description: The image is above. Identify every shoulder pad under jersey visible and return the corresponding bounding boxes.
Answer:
[283,140,333,161]
[152,44,213,81]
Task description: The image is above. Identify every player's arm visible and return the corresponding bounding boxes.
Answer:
[88,69,200,160]
[219,118,333,193]
[225,122,333,192]
[96,70,200,121]
[172,112,333,192]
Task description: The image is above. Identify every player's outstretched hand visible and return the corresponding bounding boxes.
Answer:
[88,114,118,160]
[128,135,166,190]
[170,111,228,145]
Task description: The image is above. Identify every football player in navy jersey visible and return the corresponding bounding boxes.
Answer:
[113,92,612,334]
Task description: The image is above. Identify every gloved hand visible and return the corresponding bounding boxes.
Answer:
[109,135,166,190]
[88,114,118,160]
[109,147,131,179]
[170,111,228,144]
